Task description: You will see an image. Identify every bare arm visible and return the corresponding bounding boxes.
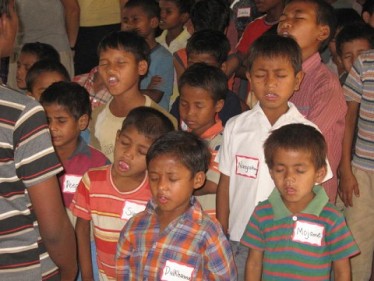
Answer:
[60,0,80,48]
[333,258,351,281]
[245,248,263,281]
[216,173,230,235]
[338,101,360,207]
[28,176,77,281]
[75,217,94,281]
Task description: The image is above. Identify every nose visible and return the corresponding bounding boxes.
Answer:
[285,170,295,185]
[123,145,135,160]
[157,176,168,191]
[266,74,277,88]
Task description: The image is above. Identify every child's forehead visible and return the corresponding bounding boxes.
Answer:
[99,47,137,59]
[284,0,318,16]
[44,102,72,115]
[18,52,38,62]
[187,53,220,67]
[252,55,293,68]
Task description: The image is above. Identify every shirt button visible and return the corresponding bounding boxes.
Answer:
[292,216,297,221]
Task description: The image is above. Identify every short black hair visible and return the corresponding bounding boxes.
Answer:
[97,31,150,63]
[179,63,227,102]
[334,8,363,31]
[363,0,374,15]
[336,23,374,57]
[146,131,211,175]
[26,60,70,92]
[186,29,230,65]
[20,42,60,63]
[163,0,194,14]
[264,124,327,170]
[247,34,302,73]
[0,0,12,17]
[124,0,160,19]
[39,81,92,120]
[190,0,230,32]
[120,106,174,142]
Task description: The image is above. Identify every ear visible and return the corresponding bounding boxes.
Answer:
[245,71,252,85]
[215,99,224,113]
[150,16,159,29]
[193,171,206,190]
[220,61,227,73]
[363,11,370,24]
[116,130,121,141]
[315,165,327,184]
[78,114,89,131]
[294,71,304,91]
[138,60,148,76]
[317,25,330,42]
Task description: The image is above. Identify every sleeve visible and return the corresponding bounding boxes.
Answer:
[203,223,238,280]
[217,118,235,176]
[343,56,364,103]
[240,208,265,251]
[116,218,134,280]
[69,171,92,220]
[14,101,62,187]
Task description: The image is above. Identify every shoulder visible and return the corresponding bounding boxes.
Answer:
[87,145,110,163]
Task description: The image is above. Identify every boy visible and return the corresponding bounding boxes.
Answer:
[336,22,374,82]
[241,124,359,281]
[26,59,71,100]
[216,34,332,280]
[89,31,177,162]
[171,30,244,126]
[122,0,174,110]
[16,42,60,90]
[71,107,174,281]
[156,0,194,53]
[178,63,225,217]
[0,0,77,280]
[339,49,374,280]
[116,130,237,280]
[277,0,347,203]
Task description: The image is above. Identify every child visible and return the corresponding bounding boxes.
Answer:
[116,130,237,280]
[339,49,374,280]
[241,124,359,280]
[216,34,332,280]
[122,0,174,110]
[170,29,244,126]
[26,59,70,100]
[15,42,60,90]
[89,31,177,162]
[177,63,225,217]
[71,106,174,281]
[277,0,347,203]
[362,0,374,27]
[336,22,374,82]
[156,0,194,53]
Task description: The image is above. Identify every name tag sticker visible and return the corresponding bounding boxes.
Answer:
[292,220,325,246]
[161,260,194,281]
[237,7,251,18]
[235,155,259,178]
[121,200,147,220]
[63,175,82,194]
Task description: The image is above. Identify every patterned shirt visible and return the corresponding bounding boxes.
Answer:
[0,85,63,280]
[343,50,374,171]
[116,197,237,281]
[241,186,359,280]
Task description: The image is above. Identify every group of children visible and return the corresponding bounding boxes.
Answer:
[4,0,374,280]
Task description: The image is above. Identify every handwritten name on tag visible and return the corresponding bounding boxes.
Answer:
[292,220,324,246]
[237,7,251,18]
[63,175,82,194]
[121,200,147,220]
[161,260,194,281]
[236,155,259,178]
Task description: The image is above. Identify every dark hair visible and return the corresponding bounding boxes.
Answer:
[97,31,150,63]
[0,0,12,17]
[146,131,211,175]
[26,60,70,92]
[179,63,227,102]
[20,42,60,63]
[363,0,374,15]
[190,0,230,32]
[39,81,92,120]
[288,0,336,50]
[124,0,160,19]
[186,29,230,65]
[264,124,327,170]
[336,23,374,56]
[247,34,302,73]
[334,8,363,31]
[163,0,194,14]
[120,106,174,141]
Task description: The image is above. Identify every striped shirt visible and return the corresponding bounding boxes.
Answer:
[70,165,151,280]
[116,197,238,280]
[241,185,359,280]
[0,86,63,280]
[343,50,374,171]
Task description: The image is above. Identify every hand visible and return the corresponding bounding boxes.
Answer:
[338,168,359,207]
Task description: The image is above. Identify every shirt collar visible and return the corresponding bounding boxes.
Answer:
[68,137,91,160]
[302,52,322,73]
[269,185,329,220]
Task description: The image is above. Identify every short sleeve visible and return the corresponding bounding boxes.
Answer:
[240,207,265,251]
[70,172,92,220]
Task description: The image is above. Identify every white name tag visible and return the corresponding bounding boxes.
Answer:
[237,7,251,18]
[121,200,147,220]
[63,175,82,194]
[292,220,324,246]
[161,260,194,281]
[236,155,259,178]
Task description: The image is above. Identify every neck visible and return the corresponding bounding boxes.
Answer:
[262,104,289,126]
[110,91,145,117]
[265,5,283,24]
[56,142,78,163]
[165,26,184,45]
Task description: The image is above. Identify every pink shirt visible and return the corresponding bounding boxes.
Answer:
[291,53,347,203]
